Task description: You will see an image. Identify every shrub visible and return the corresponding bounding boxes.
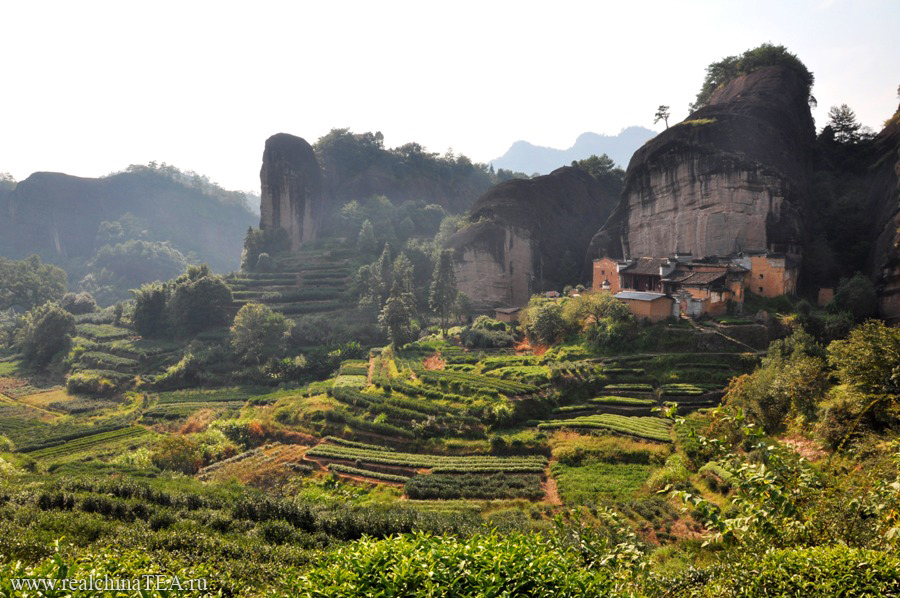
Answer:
[150,435,204,474]
[703,545,900,597]
[60,292,97,315]
[289,531,613,596]
[66,371,117,396]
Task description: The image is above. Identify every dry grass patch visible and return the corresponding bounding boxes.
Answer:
[18,388,74,409]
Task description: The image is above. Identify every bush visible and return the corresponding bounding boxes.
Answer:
[66,371,117,396]
[705,545,900,597]
[289,531,613,596]
[60,292,97,315]
[150,435,204,474]
[459,326,515,349]
[255,252,274,272]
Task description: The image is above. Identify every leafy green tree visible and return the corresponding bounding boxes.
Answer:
[525,301,566,344]
[722,329,828,432]
[230,302,289,364]
[17,302,76,369]
[828,272,877,322]
[828,320,900,396]
[360,244,394,310]
[357,219,378,254]
[0,255,67,312]
[168,266,233,336]
[654,105,671,129]
[429,250,458,336]
[83,239,188,304]
[379,280,416,347]
[571,154,625,190]
[393,253,416,300]
[240,227,289,272]
[827,104,863,144]
[692,44,813,110]
[0,172,15,191]
[131,282,168,338]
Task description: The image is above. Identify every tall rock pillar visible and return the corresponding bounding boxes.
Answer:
[259,133,323,250]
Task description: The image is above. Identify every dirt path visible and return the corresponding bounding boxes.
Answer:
[367,355,375,385]
[543,467,562,506]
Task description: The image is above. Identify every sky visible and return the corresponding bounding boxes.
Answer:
[1,0,897,194]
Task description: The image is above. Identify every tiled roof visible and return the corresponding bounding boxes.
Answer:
[665,271,727,286]
[619,257,670,276]
[614,291,671,302]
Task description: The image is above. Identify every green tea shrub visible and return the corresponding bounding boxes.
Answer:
[289,531,613,596]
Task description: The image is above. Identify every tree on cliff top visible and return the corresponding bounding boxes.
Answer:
[692,43,814,110]
[571,154,625,191]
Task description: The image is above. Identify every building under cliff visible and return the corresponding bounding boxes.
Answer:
[593,252,797,318]
[588,65,815,274]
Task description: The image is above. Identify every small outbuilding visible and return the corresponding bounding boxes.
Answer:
[614,291,676,323]
[494,307,522,323]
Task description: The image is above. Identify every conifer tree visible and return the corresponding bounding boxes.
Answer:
[430,250,458,336]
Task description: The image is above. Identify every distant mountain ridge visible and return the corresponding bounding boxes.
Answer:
[490,127,657,174]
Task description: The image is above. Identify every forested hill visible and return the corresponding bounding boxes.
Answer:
[0,164,258,302]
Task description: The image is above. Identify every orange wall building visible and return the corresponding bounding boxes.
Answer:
[614,291,675,322]
[745,255,798,297]
[592,257,621,294]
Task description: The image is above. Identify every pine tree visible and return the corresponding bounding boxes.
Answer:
[357,219,378,254]
[429,250,458,336]
[827,104,862,144]
[379,279,416,347]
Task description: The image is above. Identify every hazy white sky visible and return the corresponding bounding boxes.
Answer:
[2,0,897,193]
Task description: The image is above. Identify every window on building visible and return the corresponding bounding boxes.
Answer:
[758,286,763,293]
[759,273,764,279]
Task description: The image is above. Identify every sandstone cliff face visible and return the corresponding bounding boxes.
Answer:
[867,105,900,323]
[446,167,619,309]
[259,134,324,250]
[590,66,814,263]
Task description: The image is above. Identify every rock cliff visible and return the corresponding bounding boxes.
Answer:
[867,105,900,322]
[259,133,324,250]
[446,167,619,309]
[589,66,815,263]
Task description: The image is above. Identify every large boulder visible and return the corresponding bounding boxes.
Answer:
[446,166,619,309]
[589,65,815,263]
[259,133,324,250]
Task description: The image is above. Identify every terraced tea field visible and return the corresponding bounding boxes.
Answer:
[306,442,547,473]
[28,425,154,463]
[538,414,672,443]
